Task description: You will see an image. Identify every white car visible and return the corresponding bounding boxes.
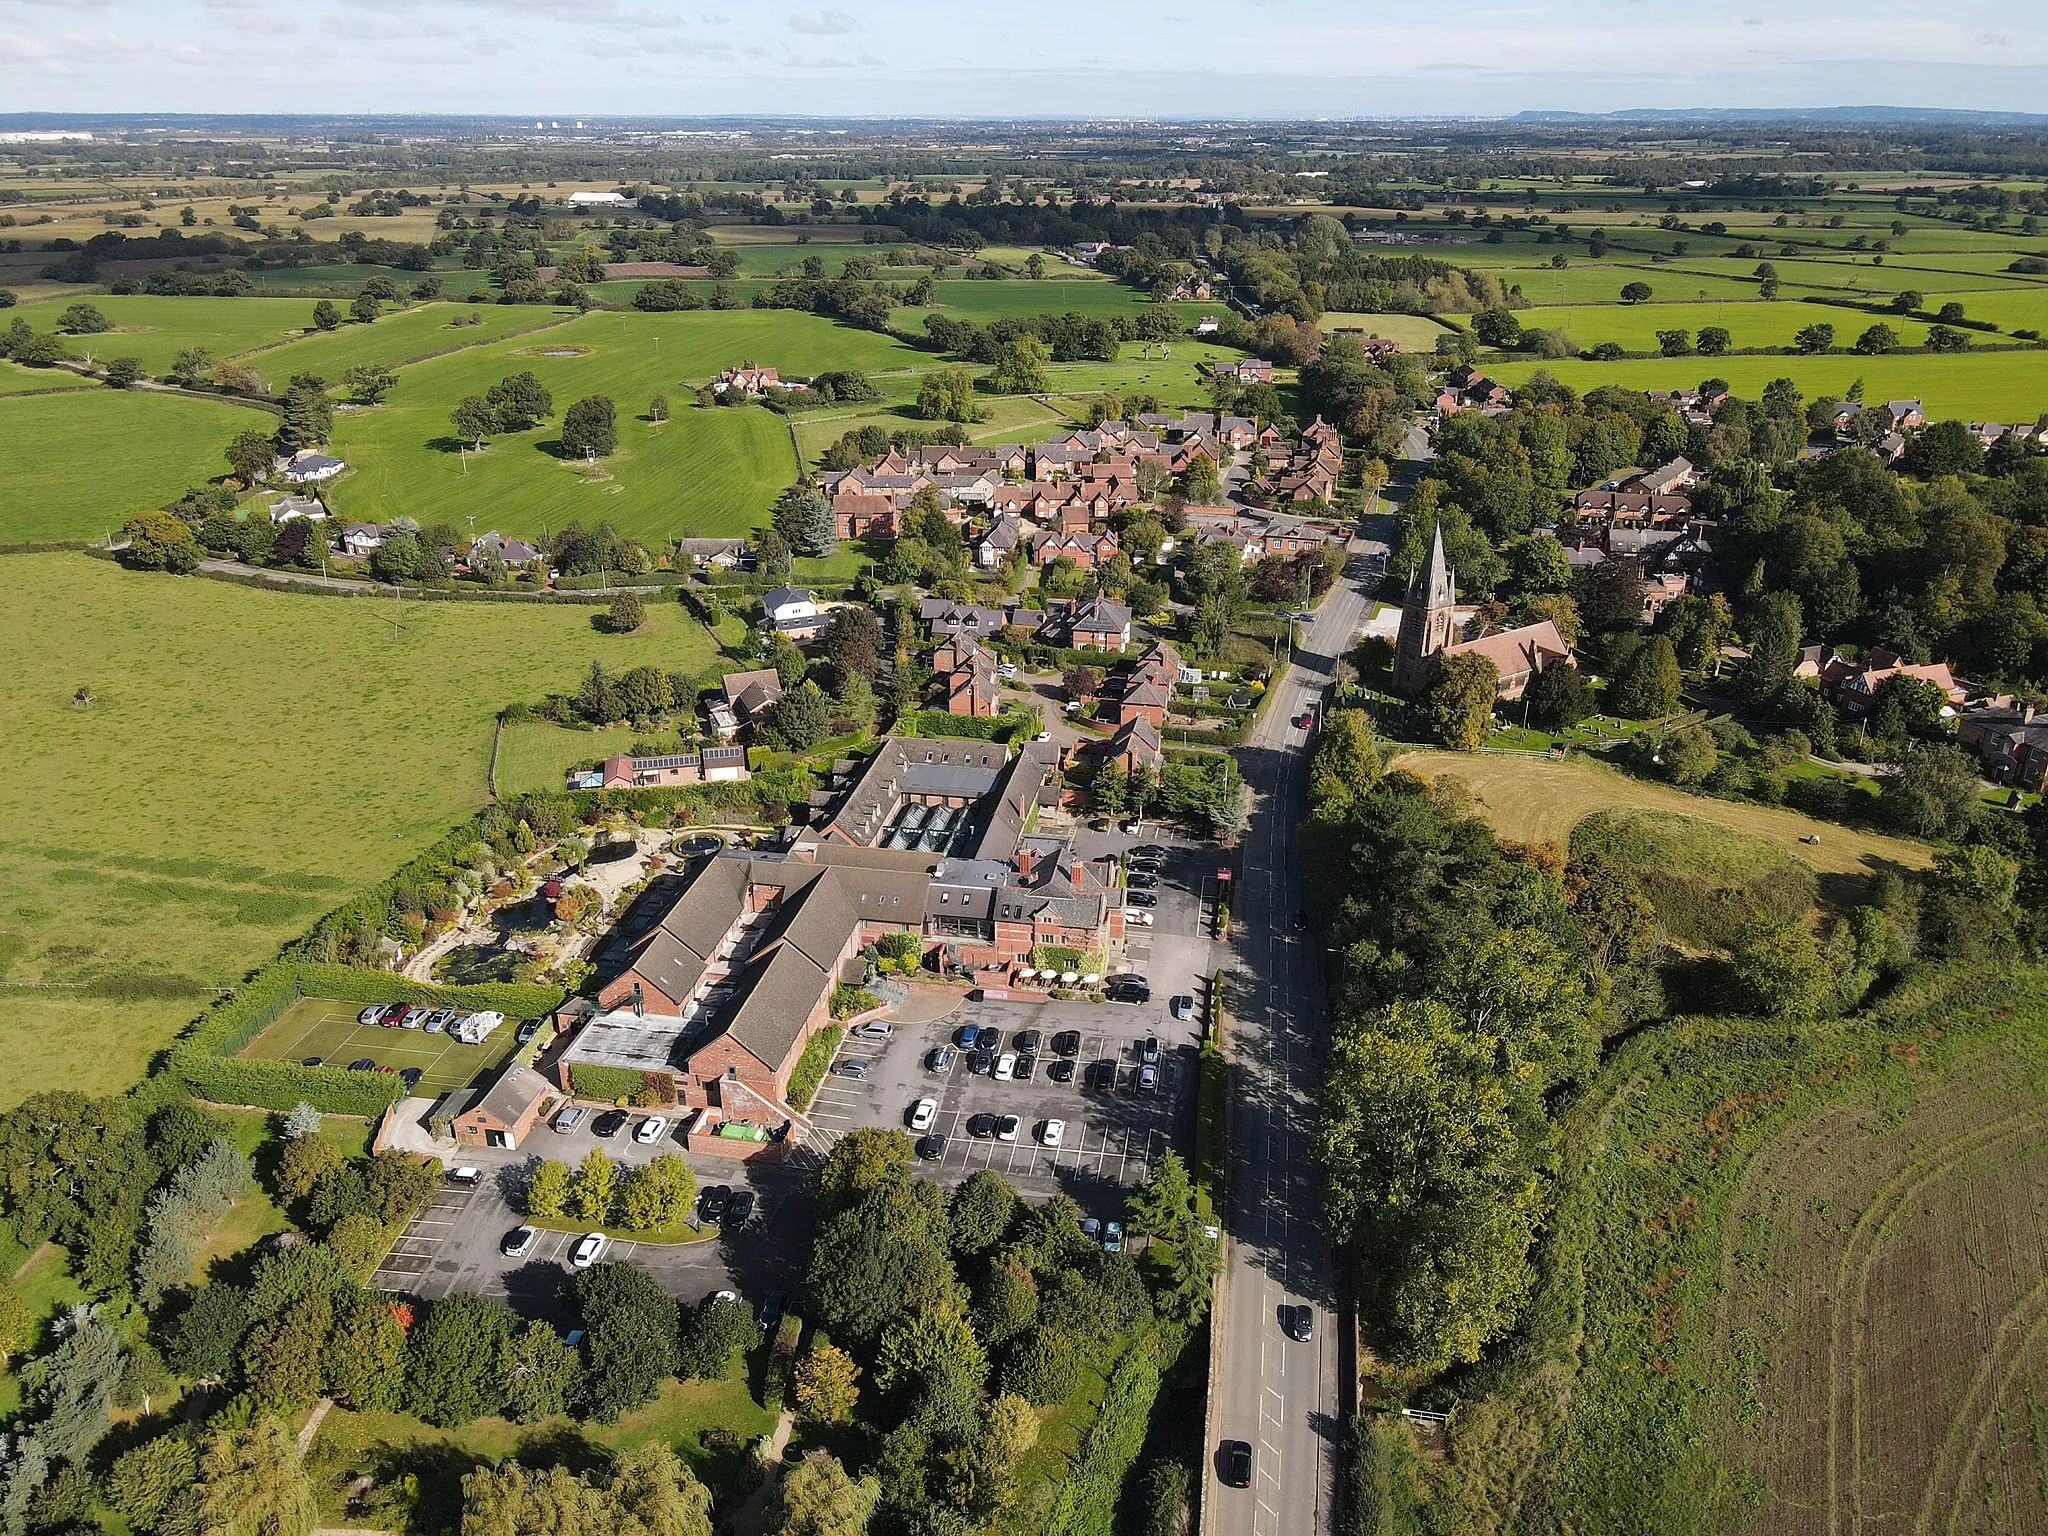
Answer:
[1127,910,1154,927]
[570,1232,608,1269]
[854,1020,892,1040]
[357,1005,386,1026]
[994,1051,1018,1081]
[909,1097,938,1132]
[633,1116,668,1145]
[996,1115,1020,1142]
[1040,1118,1065,1148]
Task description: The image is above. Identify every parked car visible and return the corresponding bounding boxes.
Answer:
[300,1057,323,1068]
[1286,1304,1315,1343]
[1014,1030,1042,1052]
[967,1114,998,1140]
[400,1006,430,1030]
[1107,976,1152,1000]
[516,1019,543,1045]
[831,1058,869,1079]
[502,1225,537,1258]
[1040,1118,1065,1148]
[1125,891,1158,910]
[593,1110,628,1139]
[994,1052,1018,1082]
[570,1233,608,1269]
[448,1166,481,1187]
[915,1134,947,1160]
[1171,994,1195,1021]
[979,1028,1003,1055]
[909,1097,938,1132]
[1052,1031,1082,1057]
[1127,910,1154,929]
[1129,843,1166,859]
[968,1049,995,1076]
[725,1191,755,1228]
[926,1045,956,1073]
[399,1067,423,1092]
[1080,1216,1102,1243]
[1127,872,1160,889]
[1103,1220,1123,1253]
[697,1186,731,1223]
[1087,1059,1118,1091]
[1138,1063,1159,1093]
[348,1058,376,1072]
[378,1003,408,1027]
[954,1024,985,1049]
[996,1115,1019,1142]
[357,1005,386,1026]
[1140,1035,1162,1065]
[758,1290,785,1332]
[633,1115,668,1145]
[423,1011,452,1035]
[853,1019,892,1040]
[552,1105,586,1134]
[1014,1054,1036,1082]
[1223,1441,1254,1488]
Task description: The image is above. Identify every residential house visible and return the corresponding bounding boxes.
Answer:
[338,522,386,558]
[832,490,897,540]
[1883,400,1926,430]
[269,494,325,524]
[1818,647,1967,715]
[712,668,784,739]
[932,635,1000,717]
[448,1064,556,1150]
[1214,359,1274,383]
[469,530,543,568]
[716,365,786,396]
[277,451,345,484]
[1105,640,1183,727]
[1099,715,1164,776]
[1042,596,1133,653]
[1029,529,1120,569]
[1959,700,2048,790]
[676,537,751,571]
[573,748,751,791]
[920,598,1013,641]
[761,586,826,641]
[975,515,1025,570]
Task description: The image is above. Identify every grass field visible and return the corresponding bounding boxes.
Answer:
[1317,312,1456,350]
[240,997,523,1092]
[1427,967,2048,1535]
[0,552,716,1104]
[1388,750,1932,885]
[5,295,322,374]
[1488,298,1945,353]
[1571,807,1819,950]
[1487,349,2048,422]
[241,302,579,380]
[0,362,92,396]
[0,388,273,543]
[246,262,494,297]
[493,721,659,797]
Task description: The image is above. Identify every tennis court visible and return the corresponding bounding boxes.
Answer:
[239,997,524,1095]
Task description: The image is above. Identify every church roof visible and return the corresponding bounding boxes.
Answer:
[1410,523,1456,610]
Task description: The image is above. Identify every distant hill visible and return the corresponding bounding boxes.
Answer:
[1514,106,2048,126]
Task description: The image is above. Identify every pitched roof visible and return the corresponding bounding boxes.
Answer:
[1445,619,1570,679]
[1409,523,1457,609]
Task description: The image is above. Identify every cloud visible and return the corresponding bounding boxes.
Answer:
[787,8,857,34]
[1978,32,2009,47]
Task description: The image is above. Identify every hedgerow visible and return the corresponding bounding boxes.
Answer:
[1043,1325,1185,1536]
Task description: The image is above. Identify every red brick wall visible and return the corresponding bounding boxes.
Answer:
[597,970,683,1013]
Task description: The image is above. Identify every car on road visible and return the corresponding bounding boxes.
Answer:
[633,1115,668,1145]
[853,1019,892,1040]
[570,1233,608,1269]
[1286,1304,1315,1343]
[1140,1035,1162,1065]
[1126,890,1158,909]
[502,1225,537,1258]
[1170,994,1196,1020]
[551,1106,585,1134]
[909,1097,938,1131]
[967,1114,998,1140]
[348,1058,376,1072]
[926,1045,956,1073]
[1103,1220,1123,1252]
[1127,909,1154,926]
[1127,872,1160,889]
[915,1134,946,1160]
[357,1005,386,1026]
[1222,1441,1254,1488]
[1047,1059,1075,1083]
[1138,1063,1159,1093]
[399,1066,423,1092]
[725,1191,755,1228]
[1014,1030,1041,1052]
[697,1186,731,1224]
[1292,910,1308,932]
[996,1115,1019,1142]
[1039,1118,1065,1148]
[593,1110,629,1139]
[1014,1054,1036,1082]
[831,1058,869,1079]
[993,1052,1018,1081]
[1051,1030,1082,1057]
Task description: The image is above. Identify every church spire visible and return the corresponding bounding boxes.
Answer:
[1410,521,1456,609]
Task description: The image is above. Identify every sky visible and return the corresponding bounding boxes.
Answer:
[4,0,2048,118]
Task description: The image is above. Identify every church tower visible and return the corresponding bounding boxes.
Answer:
[1392,523,1459,695]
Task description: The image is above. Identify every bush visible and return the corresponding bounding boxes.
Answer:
[1042,1329,1180,1536]
[785,1027,843,1111]
[567,1061,651,1104]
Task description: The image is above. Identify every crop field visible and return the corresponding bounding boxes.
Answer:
[240,996,522,1093]
[0,388,272,543]
[1430,967,2048,1536]
[1387,750,1932,884]
[6,295,322,374]
[0,552,716,1103]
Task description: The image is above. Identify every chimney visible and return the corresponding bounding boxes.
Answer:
[1015,846,1036,884]
[631,982,644,1019]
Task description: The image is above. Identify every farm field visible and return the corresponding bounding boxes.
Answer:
[6,295,321,373]
[0,362,91,396]
[1488,263,1780,306]
[1317,312,1455,350]
[240,996,524,1093]
[1486,349,2048,422]
[1431,968,2048,1535]
[247,262,494,297]
[1488,298,1943,353]
[0,388,271,543]
[1387,749,1932,884]
[0,552,716,1104]
[245,301,580,380]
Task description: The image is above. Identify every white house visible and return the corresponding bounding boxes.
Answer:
[339,522,386,557]
[269,494,326,524]
[761,585,826,640]
[278,451,345,484]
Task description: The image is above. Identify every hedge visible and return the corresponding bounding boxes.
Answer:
[898,710,1031,744]
[1043,1327,1183,1536]
[567,1061,658,1104]
[763,1312,804,1412]
[786,1027,843,1112]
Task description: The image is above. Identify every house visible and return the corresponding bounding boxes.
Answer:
[675,537,751,571]
[832,489,897,540]
[575,748,750,791]
[1214,359,1274,384]
[1627,458,1696,497]
[932,635,1000,717]
[1818,647,1967,714]
[711,668,784,739]
[1883,400,1926,431]
[975,515,1025,570]
[1099,715,1164,776]
[761,587,826,641]
[1195,316,1221,336]
[448,1064,556,1150]
[339,522,386,558]
[278,451,345,484]
[1959,701,2048,790]
[1028,529,1120,569]
[920,598,1012,641]
[716,365,787,397]
[1044,597,1133,653]
[1393,523,1570,701]
[470,530,543,568]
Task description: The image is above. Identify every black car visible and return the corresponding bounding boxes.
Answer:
[1127,872,1160,889]
[1129,843,1166,859]
[757,1290,784,1332]
[696,1185,731,1223]
[979,1028,1003,1055]
[1014,1029,1042,1052]
[1292,910,1308,932]
[399,1066,423,1091]
[300,1056,324,1068]
[1125,890,1158,909]
[1286,1304,1315,1343]
[1087,1058,1118,1092]
[593,1109,630,1139]
[1047,1059,1076,1084]
[968,1049,995,1076]
[347,1058,376,1072]
[725,1190,755,1228]
[967,1114,999,1140]
[1013,1053,1036,1082]
[1051,1030,1082,1057]
[1223,1441,1254,1488]
[1107,980,1152,1003]
[915,1134,947,1160]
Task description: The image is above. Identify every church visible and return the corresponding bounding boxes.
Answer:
[1392,524,1571,701]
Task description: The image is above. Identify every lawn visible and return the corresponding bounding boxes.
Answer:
[240,996,524,1092]
[242,301,581,380]
[1486,349,2048,422]
[4,295,322,374]
[0,388,272,543]
[1317,312,1456,351]
[0,552,716,1104]
[494,722,658,798]
[1386,749,1931,887]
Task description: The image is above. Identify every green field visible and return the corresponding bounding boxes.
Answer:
[0,362,92,396]
[0,388,272,542]
[1489,263,1782,306]
[240,996,523,1092]
[242,301,580,380]
[1488,348,2048,420]
[493,720,655,797]
[0,552,717,1104]
[1492,298,1942,353]
[247,262,493,297]
[6,295,323,374]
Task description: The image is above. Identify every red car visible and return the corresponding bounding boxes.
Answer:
[378,1003,409,1028]
[1293,711,1315,731]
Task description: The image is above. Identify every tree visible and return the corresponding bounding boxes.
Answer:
[163,1282,247,1380]
[1305,709,1384,810]
[1619,281,1653,304]
[106,1434,197,1532]
[311,300,341,331]
[794,1343,861,1425]
[990,335,1051,395]
[607,590,646,633]
[562,394,619,458]
[1892,289,1924,313]
[1657,722,1719,786]
[500,1319,582,1423]
[760,680,831,752]
[575,1261,680,1420]
[771,1451,880,1536]
[457,1445,711,1536]
[678,1293,760,1381]
[757,530,794,580]
[104,355,144,388]
[948,1170,1018,1257]
[1855,323,1899,355]
[823,604,884,683]
[1655,328,1692,357]
[1126,1150,1198,1243]
[1658,592,1733,672]
[451,395,495,448]
[196,1419,314,1536]
[170,345,214,387]
[778,487,838,558]
[1926,324,1973,352]
[1880,742,1980,840]
[1612,634,1682,719]
[1524,659,1592,729]
[349,293,380,325]
[1471,308,1521,347]
[275,373,333,453]
[1736,590,1802,700]
[1793,322,1836,354]
[574,1148,619,1224]
[122,510,201,573]
[1696,326,1732,355]
[485,371,553,430]
[59,302,109,334]
[618,1155,695,1234]
[1576,555,1646,635]
[342,363,397,404]
[1182,451,1221,504]
[917,366,979,423]
[326,1291,406,1412]
[525,1159,570,1220]
[1728,923,1837,1021]
[404,1292,514,1426]
[1423,652,1498,751]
